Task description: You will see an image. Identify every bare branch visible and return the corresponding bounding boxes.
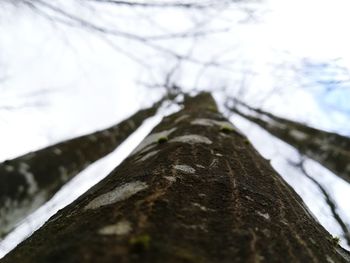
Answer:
[85,0,216,9]
[288,158,350,246]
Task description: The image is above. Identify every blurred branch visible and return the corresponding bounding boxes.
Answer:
[288,158,350,247]
[226,97,350,185]
[3,0,253,73]
[0,102,48,111]
[18,0,228,45]
[0,95,168,239]
[85,0,216,9]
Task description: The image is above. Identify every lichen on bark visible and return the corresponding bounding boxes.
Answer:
[230,101,350,185]
[2,92,350,263]
[0,98,163,238]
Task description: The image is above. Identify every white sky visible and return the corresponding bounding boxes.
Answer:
[1,0,350,256]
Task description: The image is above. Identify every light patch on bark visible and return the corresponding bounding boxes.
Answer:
[191,118,214,127]
[136,150,159,163]
[192,202,208,211]
[84,181,148,210]
[191,118,217,127]
[4,165,14,172]
[326,255,335,263]
[131,128,177,155]
[256,211,270,220]
[127,119,136,129]
[59,166,69,182]
[174,114,190,124]
[18,162,38,195]
[346,164,350,172]
[53,148,62,155]
[88,134,98,142]
[170,135,212,145]
[98,220,132,236]
[139,145,157,156]
[18,185,24,193]
[164,176,176,182]
[195,164,206,169]
[191,118,234,129]
[289,130,307,141]
[173,164,195,174]
[191,118,244,135]
[209,159,218,168]
[183,223,207,232]
[320,144,331,151]
[261,229,271,239]
[280,219,289,226]
[309,237,316,245]
[245,195,254,201]
[102,130,111,136]
[305,148,327,162]
[0,191,47,237]
[267,119,286,129]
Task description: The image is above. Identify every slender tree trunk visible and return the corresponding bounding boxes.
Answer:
[0,99,163,238]
[3,93,350,263]
[229,101,350,184]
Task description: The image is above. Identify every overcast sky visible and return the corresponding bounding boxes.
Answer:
[1,0,350,256]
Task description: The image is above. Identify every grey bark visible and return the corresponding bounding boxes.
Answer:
[229,100,350,185]
[2,92,350,263]
[0,98,163,238]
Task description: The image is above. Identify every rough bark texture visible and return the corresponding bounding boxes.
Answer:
[230,102,350,184]
[0,100,162,238]
[3,93,350,263]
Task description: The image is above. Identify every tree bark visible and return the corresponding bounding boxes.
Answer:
[0,99,163,238]
[229,101,350,184]
[2,93,350,263]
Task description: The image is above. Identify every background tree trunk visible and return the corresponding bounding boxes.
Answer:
[0,99,163,238]
[229,101,350,184]
[3,93,350,263]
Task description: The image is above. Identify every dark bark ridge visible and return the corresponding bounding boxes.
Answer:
[0,101,161,238]
[230,103,350,185]
[3,93,350,262]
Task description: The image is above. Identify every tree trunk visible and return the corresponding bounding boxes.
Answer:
[0,99,162,238]
[3,93,350,263]
[229,101,350,184]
